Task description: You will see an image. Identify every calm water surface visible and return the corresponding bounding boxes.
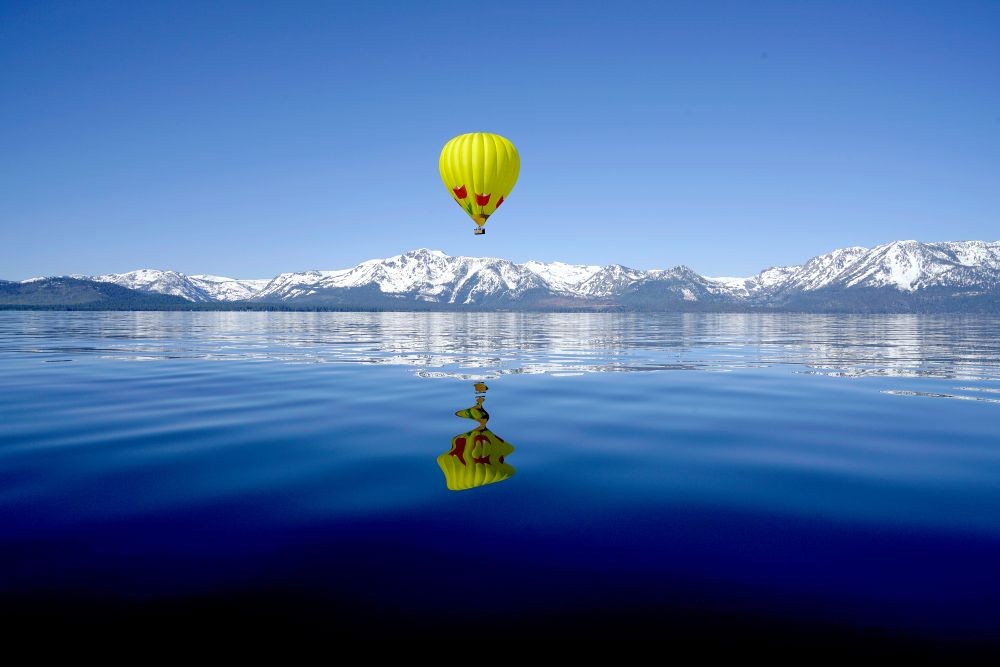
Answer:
[1,312,998,642]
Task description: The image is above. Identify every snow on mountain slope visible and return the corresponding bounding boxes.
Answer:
[943,240,1000,268]
[836,241,949,291]
[188,275,271,301]
[643,266,730,302]
[835,240,1000,291]
[782,246,869,291]
[254,249,546,304]
[706,276,748,287]
[522,260,603,293]
[573,264,648,297]
[706,241,999,298]
[91,269,213,301]
[699,246,864,299]
[253,269,351,300]
[703,275,754,299]
[705,264,802,299]
[92,269,268,301]
[754,265,803,290]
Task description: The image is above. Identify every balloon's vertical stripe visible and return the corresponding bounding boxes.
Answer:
[449,137,458,191]
[439,137,450,195]
[480,133,490,213]
[462,134,474,201]
[473,134,484,205]
[451,136,463,197]
[487,134,502,214]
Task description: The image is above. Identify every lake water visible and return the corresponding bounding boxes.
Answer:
[1,312,999,646]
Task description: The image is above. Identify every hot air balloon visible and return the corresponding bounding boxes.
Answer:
[439,132,520,235]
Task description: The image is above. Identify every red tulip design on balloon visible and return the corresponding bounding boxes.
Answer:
[452,185,473,215]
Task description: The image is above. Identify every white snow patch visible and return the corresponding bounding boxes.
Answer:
[523,260,603,292]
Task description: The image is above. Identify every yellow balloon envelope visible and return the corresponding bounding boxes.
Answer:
[439,132,520,235]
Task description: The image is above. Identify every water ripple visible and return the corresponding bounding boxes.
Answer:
[882,389,1000,404]
[2,312,998,386]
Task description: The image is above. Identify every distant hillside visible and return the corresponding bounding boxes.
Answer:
[0,278,194,310]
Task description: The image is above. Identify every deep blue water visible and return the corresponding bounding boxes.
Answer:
[1,312,999,644]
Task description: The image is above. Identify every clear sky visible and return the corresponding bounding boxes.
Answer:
[2,1,998,280]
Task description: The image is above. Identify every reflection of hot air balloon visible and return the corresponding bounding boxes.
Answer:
[454,396,488,426]
[438,428,515,491]
[439,133,520,235]
[437,385,515,491]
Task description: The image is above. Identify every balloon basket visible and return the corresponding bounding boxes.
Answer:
[474,228,486,235]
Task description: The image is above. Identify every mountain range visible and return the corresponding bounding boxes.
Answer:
[4,240,1000,312]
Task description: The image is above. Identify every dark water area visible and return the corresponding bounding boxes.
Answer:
[1,312,999,650]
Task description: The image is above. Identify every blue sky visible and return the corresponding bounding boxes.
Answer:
[2,1,998,279]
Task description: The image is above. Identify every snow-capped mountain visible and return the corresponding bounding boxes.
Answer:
[254,249,547,304]
[31,239,998,311]
[572,264,649,297]
[90,269,207,301]
[521,261,602,293]
[188,275,271,301]
[835,240,1000,291]
[727,240,1000,300]
[90,269,269,302]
